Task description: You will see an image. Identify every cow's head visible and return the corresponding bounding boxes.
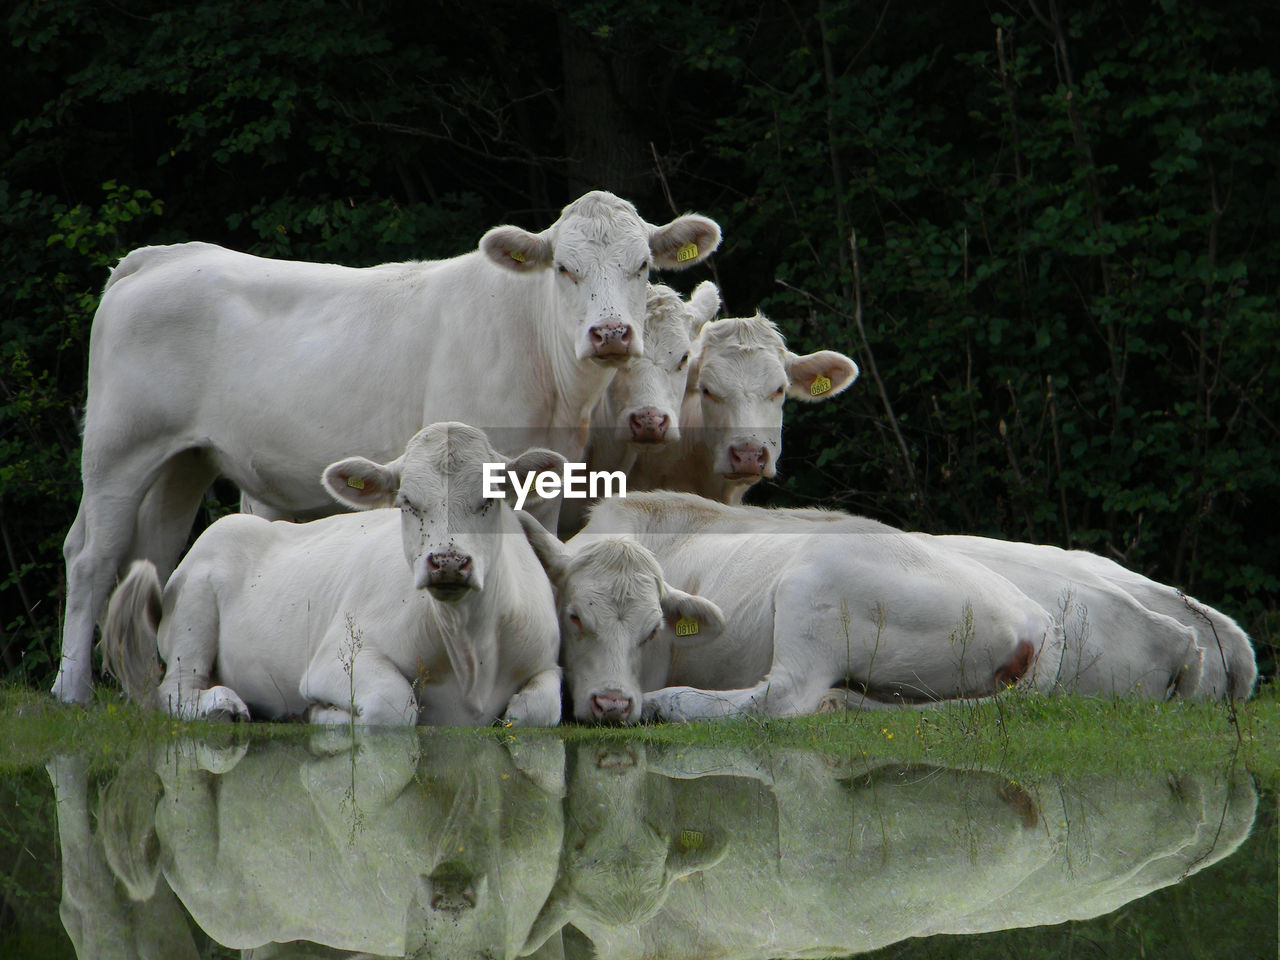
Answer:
[479,190,721,363]
[691,314,858,484]
[518,514,723,725]
[598,281,720,448]
[323,422,564,602]
[522,742,728,958]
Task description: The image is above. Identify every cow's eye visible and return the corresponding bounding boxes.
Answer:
[556,263,578,284]
[641,623,660,645]
[677,352,690,370]
[700,386,720,402]
[773,385,787,399]
[635,260,649,276]
[567,611,582,630]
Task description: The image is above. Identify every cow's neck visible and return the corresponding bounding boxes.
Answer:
[540,316,618,461]
[428,586,502,715]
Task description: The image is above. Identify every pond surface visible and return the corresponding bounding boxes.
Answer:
[1,731,1274,959]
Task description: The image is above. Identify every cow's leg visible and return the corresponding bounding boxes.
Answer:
[57,447,214,704]
[130,449,218,581]
[645,576,852,722]
[152,578,249,722]
[501,666,563,726]
[59,463,156,704]
[302,651,418,726]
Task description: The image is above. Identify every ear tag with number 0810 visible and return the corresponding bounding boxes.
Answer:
[675,617,699,637]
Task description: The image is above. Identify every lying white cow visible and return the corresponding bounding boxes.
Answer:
[519,514,724,724]
[999,542,1256,699]
[559,281,721,536]
[627,312,859,504]
[58,190,721,703]
[926,535,1205,698]
[525,492,1054,722]
[101,423,564,725]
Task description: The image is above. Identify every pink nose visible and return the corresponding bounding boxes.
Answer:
[727,443,768,475]
[589,689,635,724]
[588,322,633,357]
[629,408,670,443]
[425,550,473,594]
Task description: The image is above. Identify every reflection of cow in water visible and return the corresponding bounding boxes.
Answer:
[54,734,565,960]
[51,737,1256,960]
[522,742,1257,960]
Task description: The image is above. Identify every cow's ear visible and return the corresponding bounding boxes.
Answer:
[480,225,553,272]
[660,585,724,643]
[785,349,859,402]
[649,214,721,270]
[666,826,728,878]
[687,280,721,336]
[517,511,571,588]
[322,456,401,510]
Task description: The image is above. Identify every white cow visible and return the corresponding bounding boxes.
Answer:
[926,535,1207,698]
[558,280,721,536]
[1004,543,1256,699]
[627,312,860,503]
[57,190,721,703]
[519,514,724,724]
[526,492,1055,722]
[101,422,564,726]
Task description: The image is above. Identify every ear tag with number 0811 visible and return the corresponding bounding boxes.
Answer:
[676,242,699,263]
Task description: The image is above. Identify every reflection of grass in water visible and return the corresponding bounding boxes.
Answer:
[0,683,1277,786]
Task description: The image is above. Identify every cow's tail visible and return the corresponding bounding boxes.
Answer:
[101,560,164,703]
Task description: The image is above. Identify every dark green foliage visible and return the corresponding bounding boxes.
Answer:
[1,0,1276,683]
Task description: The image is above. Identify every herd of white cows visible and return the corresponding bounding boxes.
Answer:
[55,189,1256,722]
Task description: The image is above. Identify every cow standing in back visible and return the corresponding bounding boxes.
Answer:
[57,191,721,703]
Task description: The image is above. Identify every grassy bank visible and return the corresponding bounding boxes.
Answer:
[3,682,1275,786]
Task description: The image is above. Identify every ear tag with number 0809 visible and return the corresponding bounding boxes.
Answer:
[810,374,832,397]
[675,617,699,637]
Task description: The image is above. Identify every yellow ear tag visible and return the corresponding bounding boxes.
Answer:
[678,828,705,851]
[510,250,526,263]
[675,617,699,637]
[675,242,699,263]
[810,374,832,397]
[346,476,366,491]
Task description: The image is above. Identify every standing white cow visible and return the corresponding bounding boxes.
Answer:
[524,492,1054,722]
[57,190,721,703]
[926,535,1206,698]
[101,422,565,726]
[627,312,859,503]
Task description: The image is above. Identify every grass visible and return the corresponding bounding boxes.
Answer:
[3,681,1276,786]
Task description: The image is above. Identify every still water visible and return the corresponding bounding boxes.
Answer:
[2,731,1273,959]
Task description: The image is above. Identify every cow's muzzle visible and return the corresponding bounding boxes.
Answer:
[629,407,671,444]
[588,688,636,725]
[421,549,475,600]
[588,321,634,359]
[725,442,770,478]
